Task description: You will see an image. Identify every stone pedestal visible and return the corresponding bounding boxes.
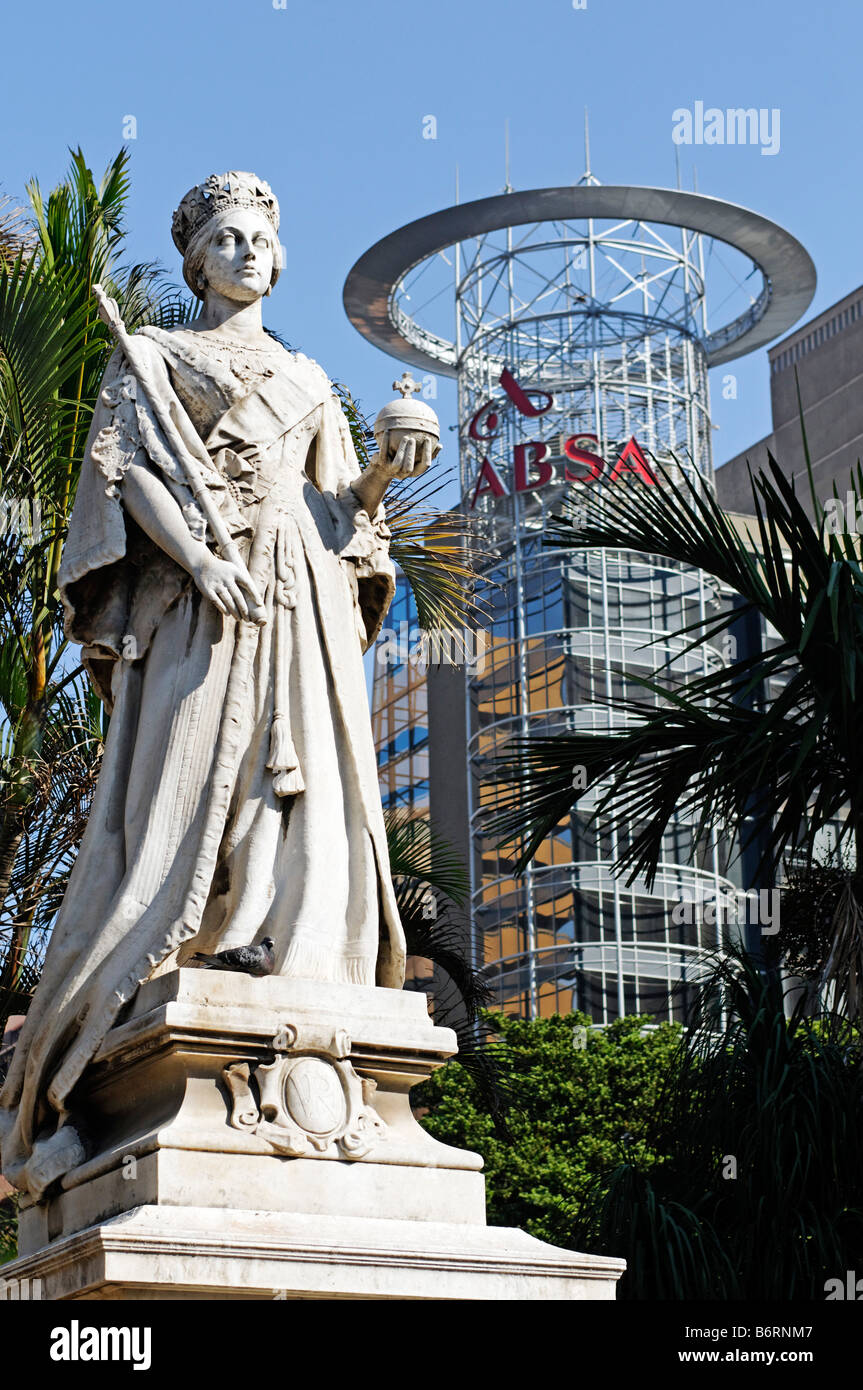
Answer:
[5,972,624,1299]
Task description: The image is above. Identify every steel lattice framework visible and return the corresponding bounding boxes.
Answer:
[345,179,815,1021]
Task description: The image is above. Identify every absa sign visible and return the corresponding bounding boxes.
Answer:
[466,369,657,509]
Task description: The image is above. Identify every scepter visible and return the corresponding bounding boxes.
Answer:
[92,283,267,626]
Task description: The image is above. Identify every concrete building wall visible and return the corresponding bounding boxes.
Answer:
[717,287,863,517]
[426,663,474,1021]
[426,663,471,889]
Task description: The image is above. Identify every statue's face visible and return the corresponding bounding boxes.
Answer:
[200,208,276,303]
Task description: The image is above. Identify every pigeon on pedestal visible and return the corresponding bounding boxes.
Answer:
[192,936,275,977]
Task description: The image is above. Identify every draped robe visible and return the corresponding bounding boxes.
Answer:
[0,326,403,1199]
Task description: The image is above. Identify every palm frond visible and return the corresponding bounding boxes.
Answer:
[493,455,863,898]
[396,879,490,1022]
[384,809,468,904]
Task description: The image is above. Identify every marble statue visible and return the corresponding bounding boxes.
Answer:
[0,171,438,1200]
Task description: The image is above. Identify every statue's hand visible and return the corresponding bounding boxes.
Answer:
[192,548,263,622]
[371,430,434,484]
[349,431,436,519]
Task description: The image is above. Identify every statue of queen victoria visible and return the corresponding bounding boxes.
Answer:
[0,171,436,1200]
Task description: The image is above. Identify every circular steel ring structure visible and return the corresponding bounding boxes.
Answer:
[344,184,815,371]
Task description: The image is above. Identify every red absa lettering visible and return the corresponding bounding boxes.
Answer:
[469,457,509,508]
[468,403,500,441]
[514,442,553,492]
[499,367,554,418]
[563,436,605,483]
[608,436,657,484]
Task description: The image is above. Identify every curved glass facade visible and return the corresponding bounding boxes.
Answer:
[469,531,736,1021]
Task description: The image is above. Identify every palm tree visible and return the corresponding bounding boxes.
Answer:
[489,447,863,1014]
[0,149,191,1030]
[384,809,488,1015]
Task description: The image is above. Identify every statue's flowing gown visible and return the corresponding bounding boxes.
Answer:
[0,326,403,1198]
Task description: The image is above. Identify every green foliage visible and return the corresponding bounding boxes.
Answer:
[418,948,863,1297]
[416,1009,682,1249]
[574,948,863,1299]
[0,1189,17,1265]
[778,862,857,981]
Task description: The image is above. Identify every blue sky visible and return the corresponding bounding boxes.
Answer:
[1,0,860,477]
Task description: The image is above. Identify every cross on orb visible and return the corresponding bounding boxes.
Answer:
[392,372,421,399]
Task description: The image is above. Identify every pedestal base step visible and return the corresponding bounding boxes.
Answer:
[3,1204,625,1301]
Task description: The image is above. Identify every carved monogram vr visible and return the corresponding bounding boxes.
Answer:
[223,1023,386,1160]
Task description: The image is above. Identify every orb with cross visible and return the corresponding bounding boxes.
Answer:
[372,371,442,480]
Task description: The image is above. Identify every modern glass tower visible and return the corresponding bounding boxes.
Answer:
[350,171,814,1022]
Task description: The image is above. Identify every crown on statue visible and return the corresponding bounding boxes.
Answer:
[171,172,280,255]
